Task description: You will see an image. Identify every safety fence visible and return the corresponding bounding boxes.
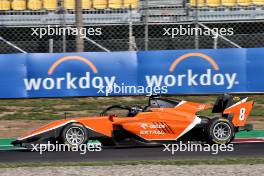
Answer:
[0,22,264,53]
[0,0,264,53]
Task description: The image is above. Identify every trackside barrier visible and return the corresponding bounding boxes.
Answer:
[0,48,263,98]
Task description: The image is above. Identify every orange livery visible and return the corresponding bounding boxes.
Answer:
[12,94,254,148]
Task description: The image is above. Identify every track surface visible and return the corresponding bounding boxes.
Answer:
[0,142,264,162]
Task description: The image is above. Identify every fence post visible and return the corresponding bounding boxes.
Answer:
[129,6,134,51]
[76,0,84,52]
[62,0,67,53]
[213,34,218,49]
[194,0,199,49]
[144,0,149,50]
[49,39,54,53]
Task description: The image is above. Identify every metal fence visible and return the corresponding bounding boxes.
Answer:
[0,0,264,53]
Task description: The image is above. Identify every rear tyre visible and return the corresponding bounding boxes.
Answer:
[207,118,235,144]
[61,123,88,147]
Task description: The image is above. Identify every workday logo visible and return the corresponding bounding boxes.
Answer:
[145,52,239,90]
[24,56,116,91]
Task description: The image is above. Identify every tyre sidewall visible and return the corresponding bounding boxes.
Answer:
[207,118,235,144]
[61,123,88,147]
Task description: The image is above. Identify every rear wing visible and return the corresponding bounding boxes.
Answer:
[212,94,254,127]
[223,99,254,127]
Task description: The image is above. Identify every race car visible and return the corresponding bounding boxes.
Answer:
[12,94,254,148]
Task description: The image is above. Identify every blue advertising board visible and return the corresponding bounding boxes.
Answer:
[25,52,138,97]
[0,48,262,98]
[137,49,247,94]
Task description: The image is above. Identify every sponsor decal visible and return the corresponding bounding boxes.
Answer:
[23,52,240,94]
[139,122,168,135]
[24,56,116,91]
[145,53,239,90]
[139,123,148,130]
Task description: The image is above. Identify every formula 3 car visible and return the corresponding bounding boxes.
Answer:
[12,94,254,148]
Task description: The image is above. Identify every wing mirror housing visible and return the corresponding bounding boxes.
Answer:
[109,114,117,121]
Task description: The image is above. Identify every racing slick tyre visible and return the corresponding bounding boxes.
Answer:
[206,117,235,144]
[61,123,88,147]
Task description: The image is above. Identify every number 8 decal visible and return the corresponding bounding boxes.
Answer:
[239,108,246,121]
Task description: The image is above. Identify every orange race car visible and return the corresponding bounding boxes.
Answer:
[12,94,254,148]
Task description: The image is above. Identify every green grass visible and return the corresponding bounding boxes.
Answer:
[0,95,262,121]
[0,97,149,120]
[1,113,61,120]
[0,157,264,168]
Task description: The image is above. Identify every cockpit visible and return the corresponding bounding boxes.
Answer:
[99,95,182,118]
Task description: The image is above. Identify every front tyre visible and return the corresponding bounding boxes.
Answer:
[207,118,235,144]
[61,123,88,147]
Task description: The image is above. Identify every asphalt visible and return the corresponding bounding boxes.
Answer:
[0,142,264,162]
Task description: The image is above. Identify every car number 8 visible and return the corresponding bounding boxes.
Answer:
[239,108,246,121]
